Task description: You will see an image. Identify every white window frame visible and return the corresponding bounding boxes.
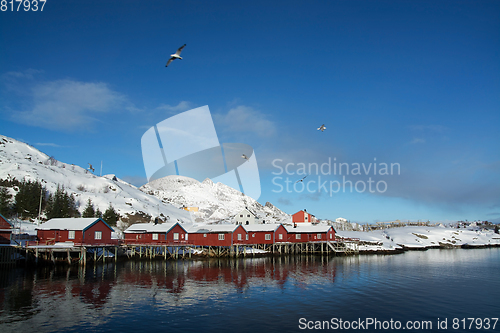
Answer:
[204,233,207,237]
[278,234,283,240]
[173,233,179,240]
[296,234,301,240]
[68,230,75,240]
[246,234,249,240]
[95,231,102,240]
[152,233,159,240]
[265,234,271,241]
[238,234,242,240]
[218,233,224,240]
[185,234,188,240]
[317,234,321,239]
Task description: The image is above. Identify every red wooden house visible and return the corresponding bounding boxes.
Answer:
[36,218,115,245]
[123,222,189,245]
[243,224,288,244]
[187,224,243,247]
[292,209,314,224]
[0,213,13,244]
[285,224,335,243]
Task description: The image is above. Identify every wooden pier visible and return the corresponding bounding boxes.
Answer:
[122,240,359,260]
[6,239,360,266]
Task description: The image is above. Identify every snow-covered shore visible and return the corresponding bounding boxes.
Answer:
[338,225,500,253]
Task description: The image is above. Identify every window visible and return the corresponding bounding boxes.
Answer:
[95,231,102,240]
[218,233,225,240]
[317,234,321,239]
[279,234,283,240]
[296,234,301,240]
[185,234,188,240]
[252,233,255,237]
[68,230,75,240]
[247,214,250,217]
[238,234,242,240]
[246,234,249,240]
[240,214,243,217]
[173,233,179,240]
[330,234,332,239]
[246,221,249,225]
[204,233,207,238]
[152,233,159,240]
[265,234,271,240]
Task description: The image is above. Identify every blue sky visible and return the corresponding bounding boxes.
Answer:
[1,0,499,223]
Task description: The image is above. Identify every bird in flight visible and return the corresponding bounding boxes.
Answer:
[317,124,326,132]
[296,175,308,183]
[88,163,95,173]
[241,154,249,161]
[166,44,186,67]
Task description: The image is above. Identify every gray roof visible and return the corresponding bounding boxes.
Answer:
[36,218,113,231]
[124,222,186,233]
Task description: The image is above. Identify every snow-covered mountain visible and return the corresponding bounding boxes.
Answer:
[140,176,291,223]
[0,135,193,227]
[0,134,290,227]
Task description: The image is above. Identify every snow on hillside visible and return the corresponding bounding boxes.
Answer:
[140,175,291,223]
[338,225,500,249]
[0,135,193,227]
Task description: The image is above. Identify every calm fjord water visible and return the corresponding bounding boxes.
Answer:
[1,249,499,332]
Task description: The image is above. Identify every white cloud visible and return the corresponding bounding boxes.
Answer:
[10,79,127,130]
[214,105,276,138]
[155,101,194,113]
[35,142,63,147]
[410,138,426,144]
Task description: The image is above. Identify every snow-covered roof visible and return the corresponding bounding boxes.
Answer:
[188,224,239,233]
[36,218,113,231]
[124,222,185,233]
[243,224,282,232]
[237,207,258,218]
[285,224,332,233]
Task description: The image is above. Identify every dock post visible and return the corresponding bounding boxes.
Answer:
[67,249,71,265]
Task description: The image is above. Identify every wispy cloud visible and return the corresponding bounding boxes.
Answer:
[214,105,276,138]
[35,142,63,147]
[278,197,292,206]
[4,75,129,131]
[410,138,426,144]
[155,101,194,114]
[411,124,449,133]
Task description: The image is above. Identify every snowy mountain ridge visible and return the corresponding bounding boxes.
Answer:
[0,135,193,227]
[140,176,291,223]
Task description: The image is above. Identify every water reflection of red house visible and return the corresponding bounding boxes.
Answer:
[124,222,188,245]
[119,262,186,294]
[72,279,115,309]
[36,218,115,245]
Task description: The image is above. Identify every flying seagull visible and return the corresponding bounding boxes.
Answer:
[166,44,186,67]
[296,175,308,183]
[88,163,95,173]
[241,154,249,161]
[317,124,326,132]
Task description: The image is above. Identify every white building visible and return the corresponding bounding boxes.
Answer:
[336,217,348,223]
[235,208,260,225]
